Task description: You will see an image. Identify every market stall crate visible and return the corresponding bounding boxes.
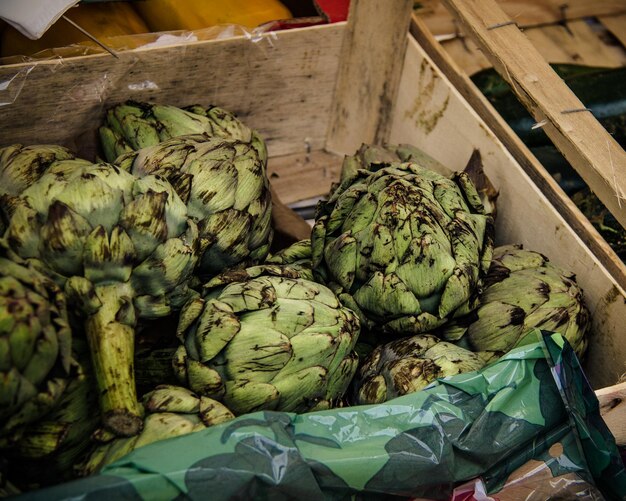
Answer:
[0,0,625,496]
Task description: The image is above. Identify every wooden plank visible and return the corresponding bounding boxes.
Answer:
[390,33,626,389]
[325,0,414,154]
[441,0,626,231]
[599,13,626,48]
[441,37,492,76]
[596,381,626,446]
[440,19,626,78]
[410,14,626,294]
[524,20,626,67]
[267,149,342,204]
[416,0,626,37]
[0,24,344,159]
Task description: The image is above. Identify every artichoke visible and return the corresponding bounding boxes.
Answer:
[439,244,590,359]
[312,156,494,335]
[352,334,485,405]
[80,385,234,476]
[115,134,272,279]
[2,162,200,436]
[0,242,74,447]
[99,101,259,163]
[174,266,361,415]
[4,352,100,488]
[338,143,454,186]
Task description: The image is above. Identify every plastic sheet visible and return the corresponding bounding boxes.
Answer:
[19,330,626,500]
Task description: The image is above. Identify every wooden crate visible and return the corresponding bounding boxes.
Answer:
[411,1,626,282]
[415,0,626,75]
[0,0,624,442]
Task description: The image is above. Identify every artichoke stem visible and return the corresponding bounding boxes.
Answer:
[85,284,142,437]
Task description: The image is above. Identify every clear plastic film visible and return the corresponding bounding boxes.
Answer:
[0,21,292,162]
[18,331,626,500]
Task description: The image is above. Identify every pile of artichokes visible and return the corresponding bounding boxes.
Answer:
[0,101,591,493]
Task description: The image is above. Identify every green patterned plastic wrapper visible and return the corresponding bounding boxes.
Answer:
[18,330,626,500]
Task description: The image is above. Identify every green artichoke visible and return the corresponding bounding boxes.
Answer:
[3,162,200,436]
[338,143,454,186]
[438,244,590,359]
[4,352,100,487]
[352,334,485,405]
[0,243,73,446]
[312,156,494,335]
[114,134,272,279]
[99,101,259,163]
[174,266,361,415]
[80,385,234,476]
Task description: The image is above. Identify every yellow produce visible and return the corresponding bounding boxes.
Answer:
[1,3,150,58]
[133,0,292,32]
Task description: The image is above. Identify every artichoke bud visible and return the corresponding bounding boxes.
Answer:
[441,245,590,359]
[40,201,92,276]
[84,226,135,284]
[353,334,484,405]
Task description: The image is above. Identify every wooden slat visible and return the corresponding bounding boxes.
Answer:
[416,0,626,37]
[391,32,626,389]
[525,20,626,67]
[325,0,414,154]
[441,37,492,76]
[267,149,342,204]
[599,13,626,48]
[0,24,344,159]
[441,0,626,231]
[596,381,626,446]
[440,19,626,77]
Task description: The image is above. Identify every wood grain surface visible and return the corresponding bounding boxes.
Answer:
[442,0,626,231]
